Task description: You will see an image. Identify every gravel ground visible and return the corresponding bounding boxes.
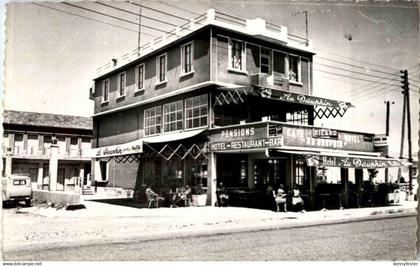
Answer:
[1,199,417,253]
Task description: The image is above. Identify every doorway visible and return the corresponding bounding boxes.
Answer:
[254,159,287,189]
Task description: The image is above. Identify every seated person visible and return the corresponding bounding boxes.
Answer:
[291,184,305,212]
[180,185,192,206]
[216,182,229,207]
[275,184,287,212]
[145,185,164,208]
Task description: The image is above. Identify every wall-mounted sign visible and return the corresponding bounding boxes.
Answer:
[210,137,284,152]
[268,124,282,137]
[83,139,143,158]
[209,123,375,153]
[307,155,404,168]
[312,128,338,139]
[373,135,388,146]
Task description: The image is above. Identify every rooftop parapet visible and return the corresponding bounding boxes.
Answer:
[95,9,313,79]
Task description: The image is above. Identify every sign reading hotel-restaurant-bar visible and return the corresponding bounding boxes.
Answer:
[209,123,374,152]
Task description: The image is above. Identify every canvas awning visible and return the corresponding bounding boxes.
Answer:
[142,128,207,143]
[272,147,409,169]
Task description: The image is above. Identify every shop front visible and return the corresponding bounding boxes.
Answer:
[207,121,408,210]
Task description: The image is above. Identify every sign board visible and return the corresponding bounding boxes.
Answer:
[307,155,404,169]
[312,128,338,139]
[373,135,388,146]
[83,140,143,158]
[253,87,353,108]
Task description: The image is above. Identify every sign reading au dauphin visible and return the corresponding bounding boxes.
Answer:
[307,155,404,168]
[83,140,143,158]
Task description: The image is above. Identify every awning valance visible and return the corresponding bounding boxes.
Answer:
[272,148,408,168]
[83,139,143,158]
[252,87,354,109]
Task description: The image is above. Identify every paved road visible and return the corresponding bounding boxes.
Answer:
[4,216,416,261]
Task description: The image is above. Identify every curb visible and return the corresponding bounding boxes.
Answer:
[3,208,416,253]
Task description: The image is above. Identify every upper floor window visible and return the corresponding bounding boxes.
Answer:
[260,48,271,74]
[144,106,162,136]
[181,42,194,75]
[102,79,109,102]
[156,54,167,84]
[288,55,301,82]
[229,39,246,71]
[135,64,145,91]
[185,94,208,129]
[286,110,308,125]
[118,72,126,96]
[163,101,183,132]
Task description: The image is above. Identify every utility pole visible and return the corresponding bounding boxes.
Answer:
[400,70,413,194]
[384,100,394,183]
[137,0,143,51]
[397,86,406,184]
[293,10,309,45]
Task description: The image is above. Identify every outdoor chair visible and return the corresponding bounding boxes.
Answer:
[146,191,159,208]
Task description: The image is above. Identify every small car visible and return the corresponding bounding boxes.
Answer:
[2,174,33,207]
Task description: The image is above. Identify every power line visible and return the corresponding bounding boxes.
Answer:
[313,68,400,87]
[62,2,175,35]
[317,56,397,76]
[157,1,201,16]
[96,2,179,27]
[318,50,400,72]
[125,1,191,22]
[314,62,398,82]
[32,3,157,37]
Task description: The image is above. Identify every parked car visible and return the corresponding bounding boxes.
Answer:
[2,174,33,207]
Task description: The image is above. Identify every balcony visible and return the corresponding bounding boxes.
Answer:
[251,73,289,91]
[3,146,89,160]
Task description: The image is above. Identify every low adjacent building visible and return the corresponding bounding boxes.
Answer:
[2,110,92,192]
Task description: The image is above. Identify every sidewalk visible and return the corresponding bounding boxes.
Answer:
[2,199,417,252]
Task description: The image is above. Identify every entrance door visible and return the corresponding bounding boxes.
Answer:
[28,168,38,189]
[255,159,287,189]
[57,168,65,191]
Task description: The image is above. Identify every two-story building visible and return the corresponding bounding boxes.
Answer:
[2,110,92,192]
[88,9,406,208]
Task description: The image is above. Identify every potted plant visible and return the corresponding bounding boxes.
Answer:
[192,183,207,207]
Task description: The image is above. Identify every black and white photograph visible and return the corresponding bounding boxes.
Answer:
[1,0,419,262]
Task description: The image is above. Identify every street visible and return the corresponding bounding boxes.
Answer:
[3,215,416,261]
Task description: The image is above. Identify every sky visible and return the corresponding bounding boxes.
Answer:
[1,0,419,162]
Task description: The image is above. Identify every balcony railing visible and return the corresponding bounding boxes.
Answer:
[95,9,310,77]
[251,73,289,91]
[3,146,86,158]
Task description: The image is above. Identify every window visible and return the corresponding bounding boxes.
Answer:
[229,39,246,71]
[185,94,208,129]
[144,106,162,136]
[118,72,126,96]
[135,64,145,91]
[260,48,271,74]
[295,158,307,186]
[102,79,109,102]
[156,54,167,83]
[273,51,286,77]
[286,110,309,125]
[181,42,194,74]
[288,55,300,82]
[163,101,183,132]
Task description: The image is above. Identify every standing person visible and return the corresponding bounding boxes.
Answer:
[265,183,276,211]
[275,184,287,212]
